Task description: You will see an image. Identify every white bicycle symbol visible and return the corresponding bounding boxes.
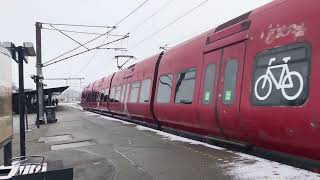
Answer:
[254,57,304,101]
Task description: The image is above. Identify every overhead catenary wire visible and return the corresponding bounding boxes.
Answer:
[130,0,209,50]
[50,24,89,50]
[44,0,151,65]
[130,0,175,34]
[42,27,125,36]
[73,45,100,76]
[43,34,129,67]
[73,0,152,76]
[114,0,151,27]
[43,27,116,65]
[41,22,114,29]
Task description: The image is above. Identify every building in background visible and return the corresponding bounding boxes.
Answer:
[58,89,81,103]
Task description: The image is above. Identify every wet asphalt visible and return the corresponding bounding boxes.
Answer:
[0,105,318,180]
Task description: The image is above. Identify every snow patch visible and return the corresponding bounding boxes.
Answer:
[99,116,133,125]
[135,125,320,179]
[85,112,98,116]
[222,154,320,180]
[135,125,224,150]
[61,102,83,110]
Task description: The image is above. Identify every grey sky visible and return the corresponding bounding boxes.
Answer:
[0,0,272,91]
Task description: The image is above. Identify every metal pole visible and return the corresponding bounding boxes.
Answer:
[36,22,45,125]
[18,46,26,157]
[35,76,40,128]
[25,105,29,131]
[4,142,12,166]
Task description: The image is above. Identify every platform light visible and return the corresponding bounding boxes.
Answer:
[22,42,36,63]
[23,42,36,57]
[1,42,36,63]
[1,42,18,63]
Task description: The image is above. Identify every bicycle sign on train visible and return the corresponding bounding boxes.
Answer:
[254,56,304,101]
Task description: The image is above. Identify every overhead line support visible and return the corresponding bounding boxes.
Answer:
[43,26,117,65]
[41,22,115,29]
[43,34,130,67]
[50,24,89,50]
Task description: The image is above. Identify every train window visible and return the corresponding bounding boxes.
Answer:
[97,92,100,102]
[95,92,98,102]
[120,84,126,103]
[110,87,115,102]
[251,43,311,106]
[222,59,238,104]
[129,81,140,103]
[124,83,130,103]
[203,64,216,104]
[115,86,122,102]
[156,74,173,103]
[97,93,100,101]
[174,68,197,104]
[139,79,151,103]
[90,93,93,102]
[104,88,109,102]
[100,92,104,102]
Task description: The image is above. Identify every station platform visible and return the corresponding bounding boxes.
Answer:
[0,104,319,180]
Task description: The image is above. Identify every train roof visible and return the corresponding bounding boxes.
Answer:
[86,0,285,88]
[165,0,285,54]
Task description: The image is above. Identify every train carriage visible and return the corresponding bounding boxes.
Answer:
[82,0,320,170]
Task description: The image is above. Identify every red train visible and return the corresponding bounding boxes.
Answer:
[82,0,320,170]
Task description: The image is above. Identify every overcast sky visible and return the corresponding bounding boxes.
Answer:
[0,0,272,91]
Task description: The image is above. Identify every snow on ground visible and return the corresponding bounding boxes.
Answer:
[61,102,83,110]
[135,125,225,150]
[67,103,320,179]
[222,153,320,180]
[99,115,134,125]
[136,125,320,179]
[85,111,97,116]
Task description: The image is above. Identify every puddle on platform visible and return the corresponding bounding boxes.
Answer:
[51,140,96,150]
[38,134,73,143]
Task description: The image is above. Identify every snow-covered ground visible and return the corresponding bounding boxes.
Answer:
[66,103,320,180]
[61,102,83,110]
[135,125,320,180]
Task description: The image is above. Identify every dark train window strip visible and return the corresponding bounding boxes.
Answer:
[214,11,252,32]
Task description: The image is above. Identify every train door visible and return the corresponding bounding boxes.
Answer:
[216,42,246,140]
[198,50,222,136]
